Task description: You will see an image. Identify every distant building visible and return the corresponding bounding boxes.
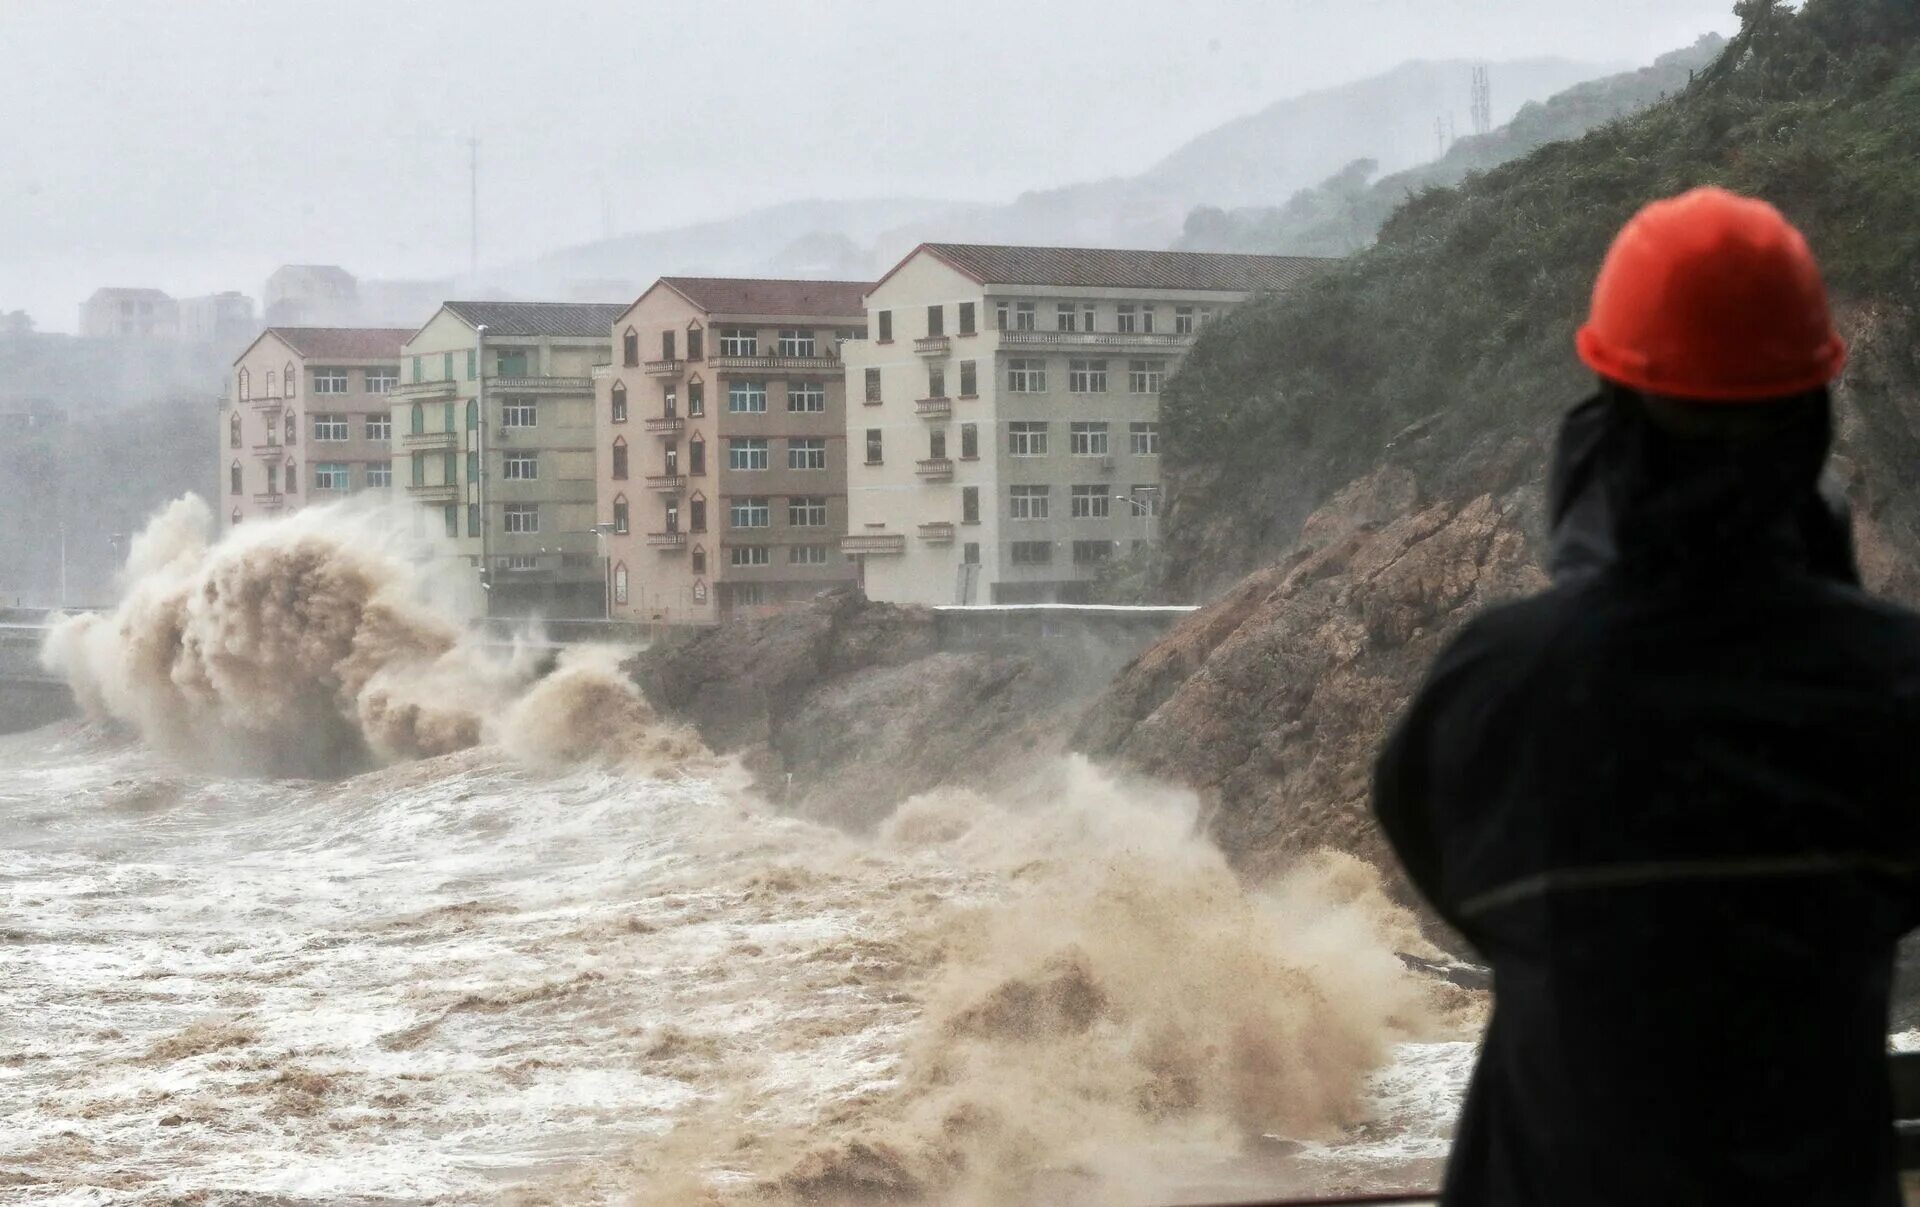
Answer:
[842,243,1330,605]
[78,288,178,339]
[178,291,257,349]
[388,300,623,618]
[263,265,359,327]
[221,327,411,530]
[598,277,868,626]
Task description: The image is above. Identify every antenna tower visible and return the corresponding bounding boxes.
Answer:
[1470,66,1492,136]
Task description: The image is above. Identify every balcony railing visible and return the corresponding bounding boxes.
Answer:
[643,359,683,377]
[401,430,459,448]
[250,442,285,458]
[997,329,1195,350]
[406,482,459,502]
[915,457,955,480]
[841,532,906,555]
[915,397,953,419]
[709,354,843,373]
[647,531,687,548]
[646,474,687,492]
[917,522,956,543]
[246,394,287,411]
[491,375,592,392]
[251,491,286,509]
[387,379,459,401]
[645,415,684,435]
[914,336,951,356]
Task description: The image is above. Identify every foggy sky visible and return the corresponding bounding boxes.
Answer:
[3,0,1740,332]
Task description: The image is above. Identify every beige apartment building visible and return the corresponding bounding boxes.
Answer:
[388,300,622,618]
[220,327,410,530]
[597,277,868,625]
[79,288,179,339]
[841,244,1330,605]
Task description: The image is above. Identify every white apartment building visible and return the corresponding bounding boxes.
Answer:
[840,244,1330,604]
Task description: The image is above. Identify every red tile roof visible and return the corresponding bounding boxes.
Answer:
[269,327,414,359]
[657,277,871,319]
[904,243,1335,292]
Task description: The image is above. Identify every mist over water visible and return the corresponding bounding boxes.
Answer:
[7,501,1476,1205]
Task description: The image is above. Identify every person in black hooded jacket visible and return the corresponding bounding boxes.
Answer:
[1373,188,1920,1205]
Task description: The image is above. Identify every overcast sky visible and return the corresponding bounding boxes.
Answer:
[2,0,1739,332]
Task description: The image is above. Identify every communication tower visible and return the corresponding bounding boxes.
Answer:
[1470,66,1493,136]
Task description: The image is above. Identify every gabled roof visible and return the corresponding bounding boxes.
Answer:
[269,327,413,359]
[652,277,871,320]
[881,243,1336,294]
[441,300,627,337]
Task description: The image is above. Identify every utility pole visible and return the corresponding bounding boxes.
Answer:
[475,323,489,617]
[468,136,479,280]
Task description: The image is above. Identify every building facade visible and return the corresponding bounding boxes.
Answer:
[841,244,1330,605]
[178,292,258,349]
[79,288,179,339]
[388,300,621,618]
[596,277,868,625]
[220,327,410,530]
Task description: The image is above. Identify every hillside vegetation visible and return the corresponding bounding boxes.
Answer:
[1155,0,1920,597]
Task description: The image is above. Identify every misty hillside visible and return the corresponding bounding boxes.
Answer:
[1180,34,1729,257]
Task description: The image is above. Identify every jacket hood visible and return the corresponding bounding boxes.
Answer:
[1546,385,1857,586]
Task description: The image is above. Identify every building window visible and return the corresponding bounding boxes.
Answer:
[958,302,976,335]
[313,414,349,441]
[876,311,893,342]
[730,545,771,567]
[366,367,397,393]
[788,438,827,471]
[689,437,706,476]
[928,366,946,399]
[411,452,425,486]
[865,428,883,465]
[787,382,825,413]
[789,544,831,565]
[623,328,639,367]
[232,507,243,526]
[365,413,391,441]
[1070,421,1110,456]
[237,368,250,400]
[1174,306,1195,335]
[963,541,980,565]
[727,381,768,413]
[926,306,944,338]
[463,349,476,380]
[729,497,771,528]
[864,367,881,404]
[313,368,348,394]
[1128,485,1163,517]
[1058,302,1079,332]
[1073,539,1115,565]
[496,349,529,376]
[614,562,629,605]
[1071,485,1112,518]
[1117,304,1137,334]
[314,462,350,490]
[228,413,241,448]
[727,582,769,609]
[504,452,538,480]
[960,423,979,459]
[719,328,756,356]
[229,460,242,494]
[367,464,392,488]
[266,462,280,494]
[959,360,977,397]
[929,428,947,459]
[1129,360,1165,394]
[285,411,297,443]
[1068,359,1108,393]
[1011,540,1052,565]
[692,546,707,574]
[1010,484,1049,520]
[994,301,1009,330]
[613,496,630,534]
[504,554,538,571]
[502,401,536,428]
[285,458,298,491]
[962,485,980,524]
[1129,422,1160,455]
[1014,302,1036,331]
[503,504,539,533]
[1008,421,1048,456]
[687,326,704,361]
[789,496,828,527]
[688,381,705,416]
[690,496,708,532]
[1007,359,1046,392]
[612,438,628,480]
[778,329,816,357]
[1140,305,1156,334]
[611,382,628,422]
[442,504,459,538]
[729,438,770,470]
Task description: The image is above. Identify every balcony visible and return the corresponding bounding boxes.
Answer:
[647,531,687,549]
[841,532,906,555]
[387,379,459,402]
[401,429,459,449]
[406,482,459,503]
[246,393,288,412]
[645,415,684,435]
[250,441,285,459]
[709,354,843,374]
[646,474,687,493]
[915,457,955,481]
[251,492,286,511]
[914,397,953,419]
[643,359,683,378]
[490,376,593,393]
[917,522,956,544]
[997,329,1195,351]
[914,336,951,357]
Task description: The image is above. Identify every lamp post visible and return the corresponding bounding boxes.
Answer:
[475,323,489,617]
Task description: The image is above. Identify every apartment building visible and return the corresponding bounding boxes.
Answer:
[79,288,179,339]
[220,327,410,530]
[597,277,868,625]
[841,244,1330,605]
[388,300,622,618]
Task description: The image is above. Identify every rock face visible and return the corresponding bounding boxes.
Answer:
[628,588,1097,827]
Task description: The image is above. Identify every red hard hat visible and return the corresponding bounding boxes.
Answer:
[1576,187,1846,402]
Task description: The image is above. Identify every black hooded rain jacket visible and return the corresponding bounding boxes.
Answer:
[1374,388,1920,1205]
